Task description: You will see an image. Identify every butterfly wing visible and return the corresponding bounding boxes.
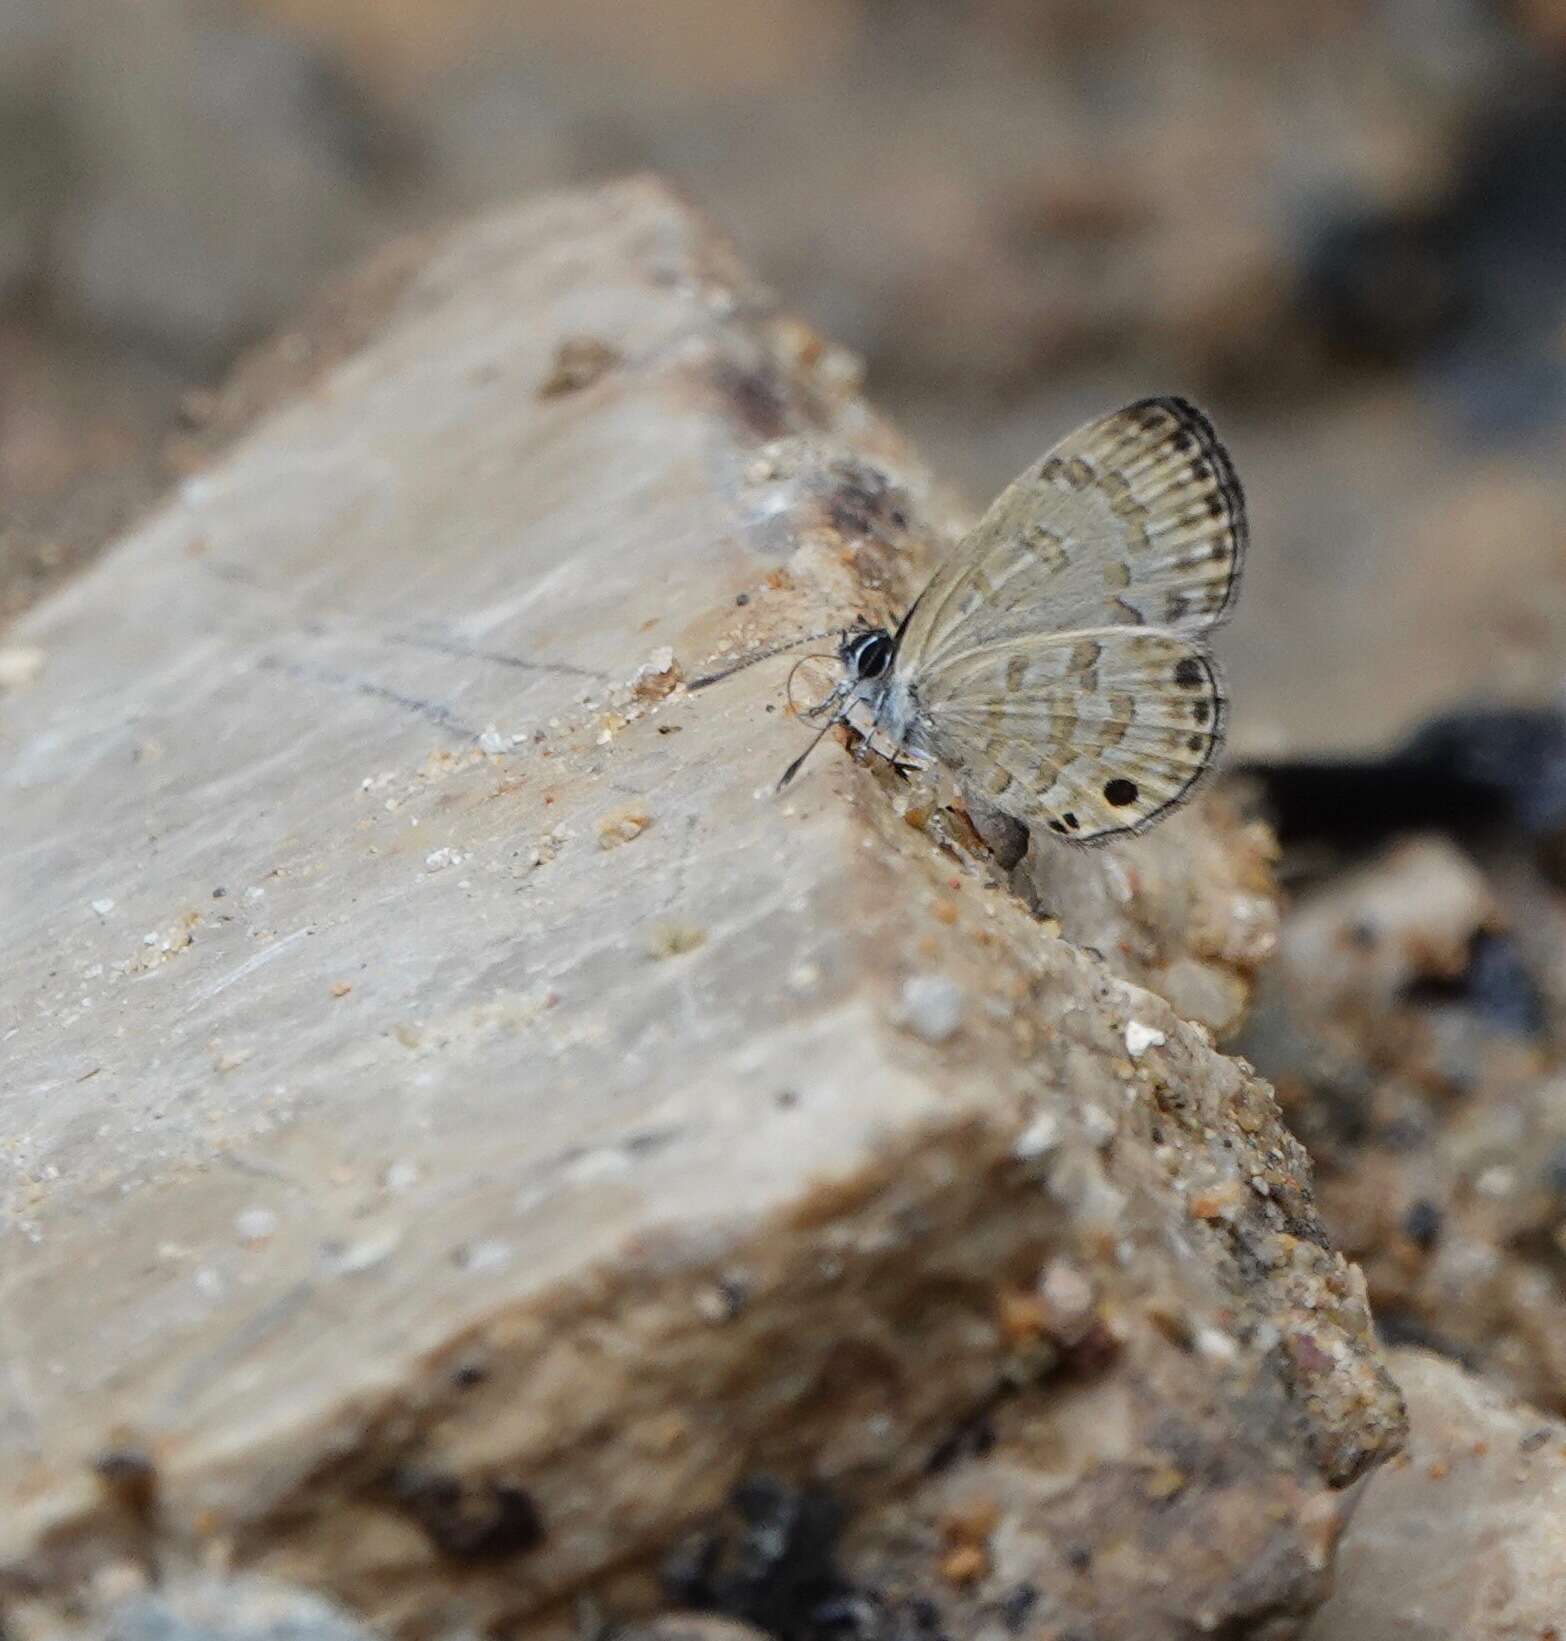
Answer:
[894,396,1245,673]
[886,396,1242,844]
[916,628,1226,844]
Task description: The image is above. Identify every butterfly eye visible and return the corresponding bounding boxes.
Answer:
[845,630,894,680]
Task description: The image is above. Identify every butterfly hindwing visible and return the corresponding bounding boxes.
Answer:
[916,628,1227,845]
[895,396,1246,675]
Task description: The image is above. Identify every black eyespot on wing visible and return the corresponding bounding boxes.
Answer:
[1103,778,1139,807]
[1174,656,1205,690]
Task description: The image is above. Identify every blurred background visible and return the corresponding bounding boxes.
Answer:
[3,0,1566,758]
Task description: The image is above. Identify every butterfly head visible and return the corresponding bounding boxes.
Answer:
[840,626,895,682]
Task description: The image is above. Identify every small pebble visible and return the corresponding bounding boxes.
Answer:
[538,334,621,397]
[383,1160,420,1191]
[320,1229,401,1276]
[1476,1164,1515,1198]
[895,974,964,1043]
[598,807,652,849]
[1196,1325,1239,1362]
[940,1543,988,1586]
[1125,1020,1166,1058]
[455,1238,512,1272]
[648,923,706,958]
[1013,1111,1060,1159]
[1143,1463,1186,1500]
[235,1206,278,1246]
[1080,1104,1117,1146]
[694,1278,749,1323]
[1039,1262,1097,1343]
[1189,1180,1246,1221]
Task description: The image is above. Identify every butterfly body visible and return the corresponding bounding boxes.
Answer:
[704,396,1246,847]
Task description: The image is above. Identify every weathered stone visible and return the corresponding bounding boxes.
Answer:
[1305,1348,1566,1641]
[1267,836,1496,1010]
[0,180,1401,1638]
[1016,788,1280,1038]
[9,1571,382,1641]
[613,1619,770,1641]
[1238,831,1566,1413]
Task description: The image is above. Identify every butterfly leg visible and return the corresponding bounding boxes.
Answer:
[801,679,849,720]
[853,687,895,766]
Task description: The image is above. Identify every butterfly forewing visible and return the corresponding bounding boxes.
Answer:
[890,396,1243,845]
[914,629,1224,842]
[895,396,1245,673]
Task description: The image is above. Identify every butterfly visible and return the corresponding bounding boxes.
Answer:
[693,397,1245,846]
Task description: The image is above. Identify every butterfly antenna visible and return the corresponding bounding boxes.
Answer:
[785,654,844,717]
[689,630,840,690]
[776,708,846,791]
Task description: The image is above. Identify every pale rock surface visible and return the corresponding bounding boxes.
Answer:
[7,1572,379,1641]
[0,180,1401,1637]
[1306,1348,1566,1641]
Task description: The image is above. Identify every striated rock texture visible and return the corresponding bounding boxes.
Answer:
[0,180,1401,1638]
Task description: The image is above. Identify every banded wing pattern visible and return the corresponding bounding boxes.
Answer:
[917,629,1225,841]
[895,397,1245,844]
